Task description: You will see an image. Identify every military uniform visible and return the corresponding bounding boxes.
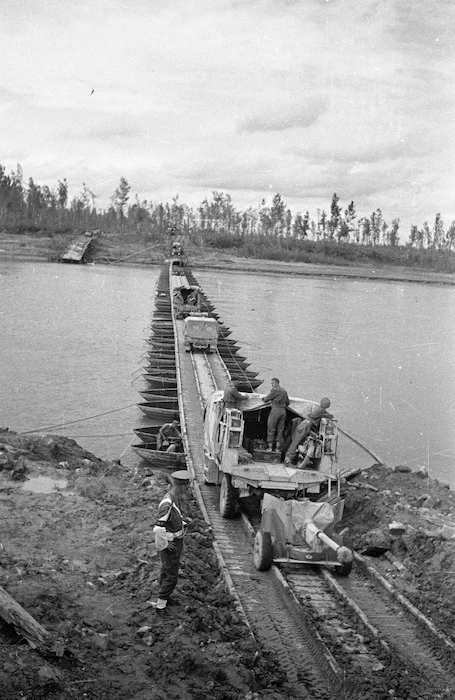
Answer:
[223,384,244,408]
[285,399,334,463]
[262,385,290,449]
[151,470,191,611]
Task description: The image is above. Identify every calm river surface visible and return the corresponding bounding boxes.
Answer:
[1,260,454,486]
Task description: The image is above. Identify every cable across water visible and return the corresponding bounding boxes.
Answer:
[19,403,138,435]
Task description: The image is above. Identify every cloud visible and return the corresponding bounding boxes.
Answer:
[290,138,421,165]
[238,96,329,133]
[0,84,30,105]
[84,119,144,143]
[0,0,454,232]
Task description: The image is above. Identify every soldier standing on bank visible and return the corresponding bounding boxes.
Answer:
[148,470,191,612]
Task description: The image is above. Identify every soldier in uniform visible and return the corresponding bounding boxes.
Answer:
[156,419,182,452]
[284,398,334,465]
[148,470,191,612]
[223,379,247,408]
[261,377,290,451]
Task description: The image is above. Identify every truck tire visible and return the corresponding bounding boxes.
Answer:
[219,473,239,518]
[253,530,273,571]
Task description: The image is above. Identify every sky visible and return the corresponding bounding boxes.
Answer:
[1,0,454,234]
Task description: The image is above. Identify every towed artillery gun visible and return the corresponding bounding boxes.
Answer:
[203,391,353,576]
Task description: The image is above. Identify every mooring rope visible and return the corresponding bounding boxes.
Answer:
[19,403,138,435]
[105,243,161,265]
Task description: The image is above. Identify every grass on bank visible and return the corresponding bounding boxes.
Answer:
[2,225,455,274]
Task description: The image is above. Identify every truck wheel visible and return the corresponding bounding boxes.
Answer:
[219,473,239,518]
[253,530,273,571]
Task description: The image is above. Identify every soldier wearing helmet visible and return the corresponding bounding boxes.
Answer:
[284,398,334,465]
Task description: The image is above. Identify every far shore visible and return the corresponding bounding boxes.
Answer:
[1,231,455,286]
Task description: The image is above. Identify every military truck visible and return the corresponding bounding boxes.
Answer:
[203,391,352,575]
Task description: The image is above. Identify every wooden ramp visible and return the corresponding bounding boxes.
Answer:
[60,231,98,263]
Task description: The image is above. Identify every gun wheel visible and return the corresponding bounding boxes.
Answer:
[253,530,273,571]
[334,559,353,577]
[219,473,239,518]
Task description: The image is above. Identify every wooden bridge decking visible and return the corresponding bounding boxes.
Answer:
[60,231,98,263]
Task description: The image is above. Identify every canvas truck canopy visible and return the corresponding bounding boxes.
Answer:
[204,390,320,462]
[173,285,201,304]
[184,316,219,340]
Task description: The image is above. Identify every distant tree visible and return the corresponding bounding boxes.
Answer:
[27,177,44,220]
[318,210,328,240]
[340,201,356,242]
[129,195,151,232]
[259,199,273,236]
[42,185,57,209]
[270,193,286,236]
[370,208,383,246]
[199,191,236,234]
[389,218,400,247]
[293,211,310,239]
[0,163,24,225]
[284,209,292,237]
[328,193,342,239]
[112,177,131,218]
[432,213,444,250]
[337,220,350,242]
[409,224,418,248]
[170,195,185,231]
[240,206,258,236]
[445,221,455,251]
[57,179,68,208]
[359,217,371,245]
[422,221,431,248]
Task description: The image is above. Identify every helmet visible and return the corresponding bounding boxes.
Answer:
[320,397,331,408]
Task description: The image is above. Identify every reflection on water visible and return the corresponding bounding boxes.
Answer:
[1,260,454,486]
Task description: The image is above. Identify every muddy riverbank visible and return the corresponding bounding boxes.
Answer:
[1,429,455,698]
[1,231,454,286]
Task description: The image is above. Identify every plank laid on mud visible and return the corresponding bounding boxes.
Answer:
[0,585,50,649]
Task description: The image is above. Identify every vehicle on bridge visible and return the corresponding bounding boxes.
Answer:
[203,391,352,575]
[173,285,202,318]
[184,315,219,353]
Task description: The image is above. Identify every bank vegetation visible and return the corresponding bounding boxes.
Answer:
[1,163,455,273]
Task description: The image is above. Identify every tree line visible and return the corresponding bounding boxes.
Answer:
[1,163,454,263]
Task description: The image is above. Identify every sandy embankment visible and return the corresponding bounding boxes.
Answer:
[1,230,454,285]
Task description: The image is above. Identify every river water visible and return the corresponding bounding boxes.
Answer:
[1,260,454,486]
